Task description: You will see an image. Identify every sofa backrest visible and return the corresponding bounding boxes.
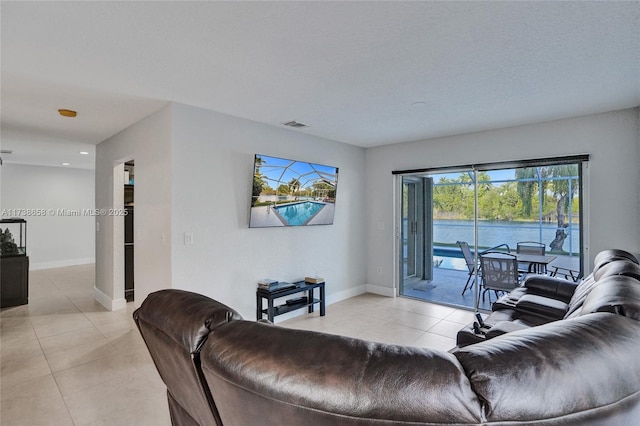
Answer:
[565,253,640,319]
[133,289,242,426]
[454,313,640,424]
[200,320,483,425]
[593,249,639,269]
[581,275,640,321]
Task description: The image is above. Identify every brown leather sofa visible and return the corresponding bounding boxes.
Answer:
[457,248,640,346]
[134,249,640,425]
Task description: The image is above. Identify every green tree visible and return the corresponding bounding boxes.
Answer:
[516,167,537,217]
[277,184,290,195]
[546,165,579,251]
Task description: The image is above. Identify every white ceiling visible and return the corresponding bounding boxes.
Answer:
[2,1,639,169]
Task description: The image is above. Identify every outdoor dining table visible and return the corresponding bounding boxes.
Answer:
[510,252,557,275]
[548,255,581,281]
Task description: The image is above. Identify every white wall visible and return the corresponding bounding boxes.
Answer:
[95,104,172,310]
[1,164,95,269]
[365,108,640,291]
[170,103,367,319]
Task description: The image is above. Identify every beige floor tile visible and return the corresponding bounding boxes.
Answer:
[444,309,477,325]
[38,325,108,355]
[355,304,403,321]
[81,303,129,323]
[0,305,28,318]
[360,322,426,346]
[405,301,456,319]
[428,319,466,338]
[53,350,135,396]
[30,312,93,339]
[92,315,136,339]
[0,374,74,426]
[412,332,457,352]
[107,327,149,355]
[64,374,170,426]
[28,280,65,300]
[44,336,117,373]
[71,296,112,314]
[0,317,38,345]
[124,347,166,388]
[26,297,80,316]
[0,337,44,363]
[391,310,442,331]
[1,352,51,389]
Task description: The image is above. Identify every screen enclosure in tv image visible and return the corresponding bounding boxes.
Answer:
[250,154,339,228]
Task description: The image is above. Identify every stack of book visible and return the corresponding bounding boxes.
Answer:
[257,279,279,290]
[304,277,325,284]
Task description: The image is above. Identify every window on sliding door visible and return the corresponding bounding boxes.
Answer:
[400,176,434,295]
[400,171,472,300]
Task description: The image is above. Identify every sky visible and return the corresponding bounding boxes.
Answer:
[255,154,338,189]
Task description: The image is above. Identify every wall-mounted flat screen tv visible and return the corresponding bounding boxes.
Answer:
[250,154,339,228]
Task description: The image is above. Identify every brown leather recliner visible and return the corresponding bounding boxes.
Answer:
[133,289,241,426]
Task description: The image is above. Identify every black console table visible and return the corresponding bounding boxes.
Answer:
[256,281,325,322]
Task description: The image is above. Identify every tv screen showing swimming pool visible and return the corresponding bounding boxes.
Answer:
[250,154,339,228]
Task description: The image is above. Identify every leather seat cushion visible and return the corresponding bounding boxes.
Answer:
[485,321,529,339]
[515,294,568,319]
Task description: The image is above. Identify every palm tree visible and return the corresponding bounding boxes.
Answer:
[288,178,300,199]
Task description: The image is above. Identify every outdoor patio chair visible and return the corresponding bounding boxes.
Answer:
[480,251,520,303]
[516,241,546,275]
[457,241,512,296]
[457,241,479,296]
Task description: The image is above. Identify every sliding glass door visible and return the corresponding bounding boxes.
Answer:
[397,157,585,311]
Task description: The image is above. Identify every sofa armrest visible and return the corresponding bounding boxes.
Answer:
[523,275,578,303]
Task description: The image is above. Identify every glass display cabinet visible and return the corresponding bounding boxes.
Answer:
[1,218,27,256]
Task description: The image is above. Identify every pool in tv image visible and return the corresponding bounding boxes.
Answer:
[249,155,338,228]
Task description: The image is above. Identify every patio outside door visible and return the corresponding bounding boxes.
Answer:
[399,176,433,294]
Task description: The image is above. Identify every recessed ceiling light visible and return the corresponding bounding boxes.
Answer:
[79,151,89,155]
[58,109,77,118]
[61,162,70,166]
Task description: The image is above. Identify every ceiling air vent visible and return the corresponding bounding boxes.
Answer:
[0,150,13,154]
[283,120,308,128]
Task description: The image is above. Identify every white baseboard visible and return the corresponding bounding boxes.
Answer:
[93,286,127,311]
[325,284,367,305]
[30,258,95,270]
[365,283,396,297]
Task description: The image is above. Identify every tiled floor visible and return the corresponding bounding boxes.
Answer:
[1,264,474,425]
[280,292,475,351]
[1,264,169,426]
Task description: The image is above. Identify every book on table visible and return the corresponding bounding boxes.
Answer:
[257,279,278,289]
[259,282,296,292]
[304,277,324,284]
